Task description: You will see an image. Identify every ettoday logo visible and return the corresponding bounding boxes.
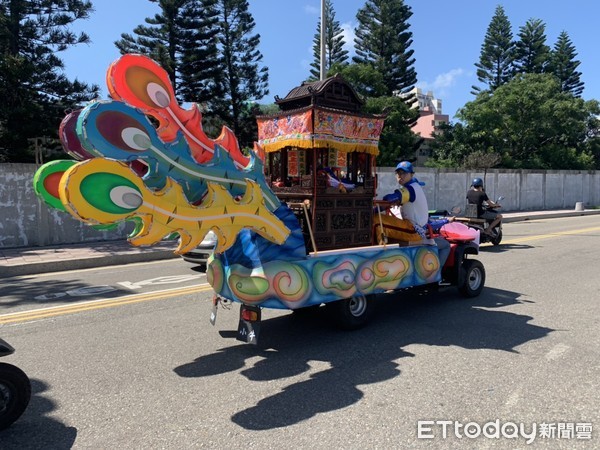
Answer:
[417,420,593,444]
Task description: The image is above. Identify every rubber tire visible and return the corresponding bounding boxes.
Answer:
[491,227,502,246]
[0,362,31,430]
[458,259,485,298]
[329,294,375,330]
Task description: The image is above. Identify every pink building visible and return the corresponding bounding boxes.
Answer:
[413,106,449,139]
[404,88,449,165]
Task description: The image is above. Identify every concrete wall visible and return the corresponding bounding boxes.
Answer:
[375,166,600,212]
[0,163,130,248]
[1,163,599,249]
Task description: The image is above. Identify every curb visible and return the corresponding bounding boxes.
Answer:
[1,250,180,278]
[502,209,600,223]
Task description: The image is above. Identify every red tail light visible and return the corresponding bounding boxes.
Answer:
[241,308,259,322]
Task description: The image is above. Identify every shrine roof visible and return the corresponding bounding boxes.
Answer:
[273,74,365,112]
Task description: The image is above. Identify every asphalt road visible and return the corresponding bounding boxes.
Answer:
[1,215,599,449]
[0,258,207,314]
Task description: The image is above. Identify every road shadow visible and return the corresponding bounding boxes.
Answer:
[188,265,208,273]
[0,378,77,449]
[0,277,132,309]
[174,287,553,430]
[479,243,534,253]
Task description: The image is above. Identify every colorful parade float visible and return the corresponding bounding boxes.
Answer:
[33,54,485,344]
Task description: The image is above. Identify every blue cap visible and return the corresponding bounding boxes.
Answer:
[395,161,414,173]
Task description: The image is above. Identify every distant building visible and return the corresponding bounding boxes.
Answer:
[400,87,449,165]
[411,87,443,114]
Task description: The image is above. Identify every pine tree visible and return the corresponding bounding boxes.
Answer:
[353,0,417,98]
[548,31,584,97]
[309,0,348,81]
[115,0,179,87]
[177,0,223,106]
[115,0,221,106]
[474,5,515,92]
[0,0,98,162]
[514,18,550,74]
[212,0,268,146]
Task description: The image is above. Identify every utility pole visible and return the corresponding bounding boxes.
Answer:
[320,0,326,80]
[28,137,46,165]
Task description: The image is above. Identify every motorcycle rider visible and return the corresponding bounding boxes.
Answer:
[466,178,502,236]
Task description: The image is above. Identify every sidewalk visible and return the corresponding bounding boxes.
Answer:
[0,240,180,277]
[1,209,599,278]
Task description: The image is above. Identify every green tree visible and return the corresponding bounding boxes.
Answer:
[115,0,221,106]
[474,5,515,93]
[426,122,474,168]
[115,0,181,89]
[212,0,269,147]
[548,31,584,97]
[331,61,388,98]
[309,0,348,81]
[582,117,600,169]
[177,0,223,106]
[432,73,598,169]
[353,0,417,98]
[514,18,550,74]
[0,0,98,162]
[333,63,419,166]
[363,96,420,167]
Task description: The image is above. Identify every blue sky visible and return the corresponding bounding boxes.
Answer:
[61,1,600,120]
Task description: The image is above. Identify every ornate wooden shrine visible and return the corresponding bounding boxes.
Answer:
[256,74,386,251]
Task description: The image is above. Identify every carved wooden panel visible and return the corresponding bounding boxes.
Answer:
[315,213,327,232]
[334,233,353,246]
[301,176,313,188]
[360,211,371,229]
[311,193,374,251]
[315,235,333,246]
[331,212,356,230]
[335,199,353,208]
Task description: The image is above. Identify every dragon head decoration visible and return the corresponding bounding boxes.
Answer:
[34,54,292,254]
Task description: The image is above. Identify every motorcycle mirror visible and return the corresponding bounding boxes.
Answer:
[450,206,461,215]
[497,196,505,202]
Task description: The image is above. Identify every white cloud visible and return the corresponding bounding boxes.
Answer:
[305,5,319,15]
[341,21,356,57]
[418,68,467,96]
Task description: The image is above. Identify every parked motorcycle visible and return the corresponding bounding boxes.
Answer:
[0,339,31,430]
[455,196,504,246]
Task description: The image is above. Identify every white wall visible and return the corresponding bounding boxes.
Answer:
[377,166,600,212]
[2,163,599,248]
[0,163,130,248]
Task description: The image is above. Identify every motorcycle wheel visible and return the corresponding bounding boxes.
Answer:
[0,362,31,430]
[458,259,486,298]
[491,227,502,246]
